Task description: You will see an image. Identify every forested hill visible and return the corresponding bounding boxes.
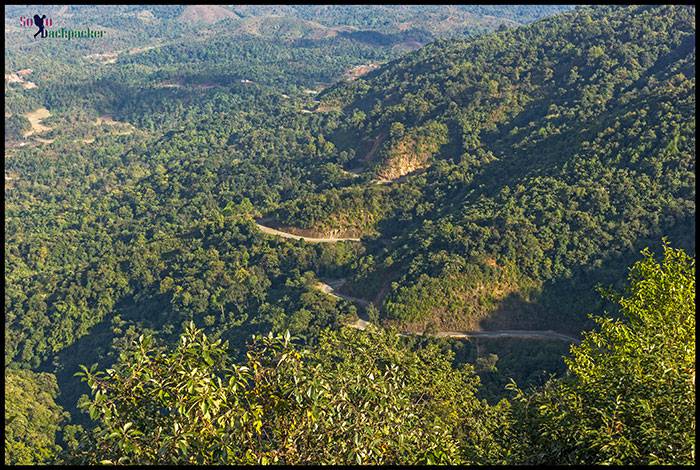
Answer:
[3,4,696,466]
[293,5,695,333]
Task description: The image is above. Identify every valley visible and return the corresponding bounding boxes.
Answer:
[3,4,694,466]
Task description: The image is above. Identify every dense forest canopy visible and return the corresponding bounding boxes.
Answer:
[58,244,699,465]
[317,4,695,334]
[4,4,695,466]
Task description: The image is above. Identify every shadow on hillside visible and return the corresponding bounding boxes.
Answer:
[37,316,116,428]
[37,292,176,429]
[479,215,696,336]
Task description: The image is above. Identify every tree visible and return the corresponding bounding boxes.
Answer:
[68,323,508,465]
[4,369,67,465]
[508,243,695,465]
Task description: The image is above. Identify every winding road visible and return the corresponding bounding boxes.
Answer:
[255,217,579,344]
[256,221,361,243]
[317,279,580,344]
[315,279,371,307]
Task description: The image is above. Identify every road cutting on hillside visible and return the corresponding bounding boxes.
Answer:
[255,220,579,344]
[315,279,580,344]
[255,221,361,242]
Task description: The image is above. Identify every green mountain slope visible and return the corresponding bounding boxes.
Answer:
[3,5,695,465]
[302,5,696,332]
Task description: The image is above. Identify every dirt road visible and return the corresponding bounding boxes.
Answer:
[432,330,580,343]
[316,279,371,307]
[315,279,580,344]
[347,318,580,344]
[255,222,361,243]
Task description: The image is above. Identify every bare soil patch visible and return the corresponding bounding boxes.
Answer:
[22,107,52,137]
[343,63,380,81]
[94,115,135,135]
[179,5,238,24]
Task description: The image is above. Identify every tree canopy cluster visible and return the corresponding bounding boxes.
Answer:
[59,245,695,465]
[318,5,695,334]
[3,5,695,466]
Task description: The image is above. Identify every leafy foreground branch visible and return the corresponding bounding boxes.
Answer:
[64,244,694,465]
[508,243,695,465]
[67,325,507,465]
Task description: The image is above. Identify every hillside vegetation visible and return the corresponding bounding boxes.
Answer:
[60,245,696,465]
[3,5,695,466]
[311,5,695,333]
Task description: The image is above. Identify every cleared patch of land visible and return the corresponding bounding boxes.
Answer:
[23,107,52,137]
[179,5,238,24]
[343,63,380,81]
[85,44,165,65]
[94,115,135,135]
[137,9,157,24]
[84,52,118,64]
[5,70,38,89]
